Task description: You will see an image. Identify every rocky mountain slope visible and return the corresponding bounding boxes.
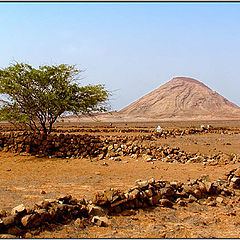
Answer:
[119,77,240,120]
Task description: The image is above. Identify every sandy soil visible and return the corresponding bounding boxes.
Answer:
[1,121,240,238]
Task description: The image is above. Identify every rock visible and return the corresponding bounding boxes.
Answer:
[234,168,240,177]
[24,232,32,238]
[11,204,26,215]
[35,209,50,222]
[207,201,217,207]
[177,199,187,206]
[56,194,72,203]
[198,181,207,193]
[35,199,53,209]
[221,188,232,196]
[91,216,110,227]
[128,189,140,200]
[161,187,175,197]
[92,192,108,205]
[21,213,43,228]
[145,189,153,197]
[0,234,18,238]
[142,154,153,161]
[110,198,128,208]
[200,174,210,182]
[148,178,155,185]
[2,215,16,227]
[182,184,194,195]
[7,226,23,236]
[159,199,173,208]
[188,194,198,203]
[98,153,105,160]
[216,197,224,204]
[230,177,240,188]
[104,188,119,202]
[113,205,122,213]
[121,209,136,216]
[205,181,213,193]
[74,218,85,228]
[193,189,202,199]
[135,180,148,188]
[149,194,161,205]
[40,190,46,194]
[0,210,7,218]
[88,205,107,217]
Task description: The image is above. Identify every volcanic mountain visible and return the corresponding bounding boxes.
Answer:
[119,77,240,120]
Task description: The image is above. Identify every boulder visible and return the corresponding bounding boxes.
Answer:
[92,192,108,205]
[198,181,207,193]
[159,199,173,208]
[135,180,148,188]
[24,232,32,238]
[121,209,136,216]
[233,168,240,177]
[230,177,240,188]
[0,234,18,238]
[128,189,140,200]
[207,201,217,207]
[216,196,224,204]
[145,189,153,198]
[7,226,23,236]
[176,199,187,206]
[193,189,202,199]
[2,215,16,227]
[205,181,213,193]
[35,199,54,209]
[188,194,198,203]
[56,194,72,203]
[11,204,26,215]
[74,218,85,228]
[88,205,107,217]
[142,154,152,161]
[91,216,110,227]
[149,194,161,205]
[21,213,43,228]
[200,174,210,182]
[104,188,119,202]
[0,210,7,218]
[160,187,175,197]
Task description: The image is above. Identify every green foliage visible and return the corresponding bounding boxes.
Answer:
[0,62,110,135]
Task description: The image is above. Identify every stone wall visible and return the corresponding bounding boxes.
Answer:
[0,132,239,165]
[0,132,105,158]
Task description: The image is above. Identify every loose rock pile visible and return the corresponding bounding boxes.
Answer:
[92,174,234,214]
[0,195,89,237]
[225,168,240,189]
[1,167,240,237]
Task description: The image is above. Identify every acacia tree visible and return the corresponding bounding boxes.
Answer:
[0,62,110,135]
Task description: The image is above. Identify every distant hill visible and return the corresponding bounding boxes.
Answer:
[119,77,240,120]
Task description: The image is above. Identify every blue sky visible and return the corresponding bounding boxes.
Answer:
[1,3,240,110]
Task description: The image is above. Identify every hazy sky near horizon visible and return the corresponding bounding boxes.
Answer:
[1,3,240,110]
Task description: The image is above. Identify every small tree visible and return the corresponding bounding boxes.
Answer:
[0,62,110,135]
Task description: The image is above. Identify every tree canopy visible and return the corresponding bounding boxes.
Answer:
[0,62,110,135]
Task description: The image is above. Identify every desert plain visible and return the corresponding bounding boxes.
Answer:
[1,119,240,238]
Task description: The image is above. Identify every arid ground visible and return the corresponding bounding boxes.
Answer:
[1,120,240,238]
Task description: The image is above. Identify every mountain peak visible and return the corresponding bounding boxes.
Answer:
[120,77,240,120]
[170,77,207,87]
